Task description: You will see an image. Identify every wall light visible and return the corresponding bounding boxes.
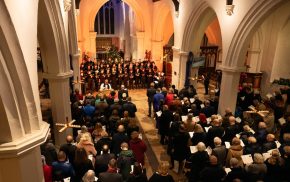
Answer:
[226,0,235,16]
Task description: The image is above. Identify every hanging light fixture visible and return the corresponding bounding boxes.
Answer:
[226,0,235,16]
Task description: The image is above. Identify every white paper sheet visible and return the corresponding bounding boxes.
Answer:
[241,154,253,165]
[190,98,195,103]
[189,132,194,138]
[204,126,212,133]
[200,104,205,108]
[156,111,162,117]
[236,117,242,123]
[225,142,231,149]
[279,117,286,126]
[182,115,188,122]
[190,146,198,154]
[225,168,232,174]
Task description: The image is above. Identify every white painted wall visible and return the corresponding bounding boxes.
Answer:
[271,19,290,81]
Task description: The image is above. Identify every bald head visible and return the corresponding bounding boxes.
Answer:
[117,125,125,132]
[66,135,73,144]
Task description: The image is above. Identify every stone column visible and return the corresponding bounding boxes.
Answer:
[218,66,243,115]
[89,32,97,58]
[172,47,188,89]
[43,71,73,146]
[151,40,163,70]
[0,123,49,182]
[136,31,145,60]
[71,53,81,92]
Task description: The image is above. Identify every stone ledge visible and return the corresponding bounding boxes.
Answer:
[0,122,50,158]
[43,70,73,80]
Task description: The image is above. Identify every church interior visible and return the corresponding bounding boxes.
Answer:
[1,0,290,181]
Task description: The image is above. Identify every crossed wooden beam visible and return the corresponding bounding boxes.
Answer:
[246,105,269,117]
[55,117,81,133]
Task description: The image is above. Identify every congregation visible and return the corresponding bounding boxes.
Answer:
[40,74,290,182]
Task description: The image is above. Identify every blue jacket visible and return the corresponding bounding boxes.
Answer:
[153,93,164,111]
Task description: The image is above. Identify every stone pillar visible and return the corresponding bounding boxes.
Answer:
[171,47,188,89]
[43,71,73,146]
[136,31,145,60]
[218,66,243,115]
[89,32,97,58]
[151,40,163,70]
[0,123,49,182]
[71,53,81,92]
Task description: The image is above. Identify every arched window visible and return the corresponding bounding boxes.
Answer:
[94,1,115,34]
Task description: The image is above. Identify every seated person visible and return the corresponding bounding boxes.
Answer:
[100,79,112,91]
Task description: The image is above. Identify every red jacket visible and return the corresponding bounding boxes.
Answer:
[43,165,52,182]
[129,138,147,165]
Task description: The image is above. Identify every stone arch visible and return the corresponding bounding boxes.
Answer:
[152,1,174,42]
[181,1,220,53]
[224,0,288,68]
[38,0,71,75]
[88,0,145,33]
[0,1,41,142]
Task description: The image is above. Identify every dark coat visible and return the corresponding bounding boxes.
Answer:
[122,102,137,117]
[59,143,76,164]
[148,173,174,182]
[111,132,129,155]
[224,167,246,182]
[212,145,227,166]
[200,164,226,182]
[127,173,148,182]
[147,88,156,102]
[207,126,225,148]
[118,89,129,101]
[172,131,190,161]
[117,150,136,181]
[94,153,115,176]
[71,159,94,182]
[99,171,123,182]
[188,151,209,181]
[159,110,174,135]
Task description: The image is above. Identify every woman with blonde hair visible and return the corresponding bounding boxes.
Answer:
[148,161,174,182]
[92,122,108,143]
[77,133,97,156]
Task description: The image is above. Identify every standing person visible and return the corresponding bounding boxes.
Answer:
[171,124,191,174]
[51,151,75,181]
[71,148,94,182]
[159,105,174,145]
[129,131,147,166]
[117,142,136,181]
[118,84,129,101]
[127,162,148,182]
[59,135,76,165]
[100,79,112,91]
[148,162,174,182]
[99,159,123,182]
[147,83,156,117]
[153,88,165,113]
[203,72,210,95]
[111,125,129,156]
